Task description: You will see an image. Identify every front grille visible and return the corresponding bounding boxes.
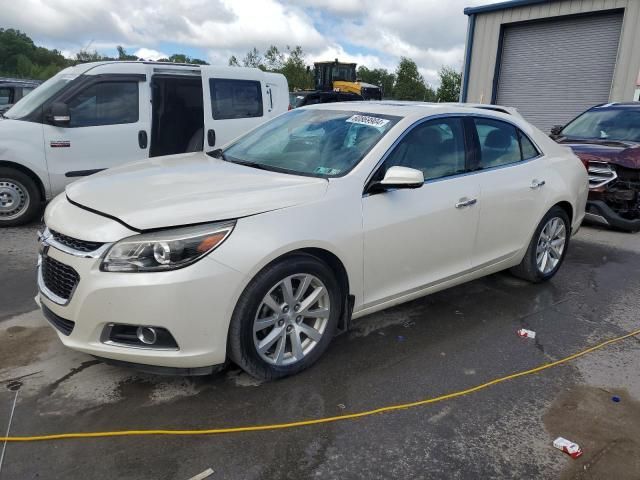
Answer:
[50,229,104,253]
[41,304,75,336]
[588,161,617,188]
[42,256,80,301]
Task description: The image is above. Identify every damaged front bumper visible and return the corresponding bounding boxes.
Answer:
[586,162,640,232]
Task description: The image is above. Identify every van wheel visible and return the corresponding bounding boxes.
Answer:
[228,254,342,380]
[510,206,570,283]
[0,168,41,226]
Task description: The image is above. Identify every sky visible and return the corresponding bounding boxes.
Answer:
[2,0,502,86]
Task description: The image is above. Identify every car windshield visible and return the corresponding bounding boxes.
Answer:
[4,69,83,119]
[222,108,400,177]
[561,108,640,142]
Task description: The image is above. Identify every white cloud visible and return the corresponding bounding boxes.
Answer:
[134,48,168,61]
[1,0,504,85]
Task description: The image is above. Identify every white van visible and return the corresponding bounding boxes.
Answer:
[0,61,288,226]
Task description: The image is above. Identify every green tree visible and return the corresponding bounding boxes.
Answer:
[117,46,139,61]
[280,46,313,90]
[228,55,240,67]
[242,47,264,70]
[436,66,462,102]
[0,28,67,79]
[357,66,395,98]
[393,57,436,101]
[264,45,284,71]
[75,49,111,63]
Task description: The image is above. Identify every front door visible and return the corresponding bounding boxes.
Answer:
[362,117,480,307]
[43,72,151,194]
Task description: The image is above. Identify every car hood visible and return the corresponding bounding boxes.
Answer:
[65,152,329,230]
[558,138,640,169]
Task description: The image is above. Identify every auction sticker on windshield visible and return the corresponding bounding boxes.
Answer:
[346,115,390,129]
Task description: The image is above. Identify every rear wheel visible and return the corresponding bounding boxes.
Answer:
[228,254,342,380]
[0,168,41,227]
[510,206,570,283]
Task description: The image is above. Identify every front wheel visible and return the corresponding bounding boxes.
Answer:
[228,254,342,380]
[510,206,570,283]
[0,168,41,227]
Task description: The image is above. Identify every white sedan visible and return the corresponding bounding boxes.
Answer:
[38,103,588,379]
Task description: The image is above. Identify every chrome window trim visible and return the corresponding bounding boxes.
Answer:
[40,227,113,258]
[362,112,545,196]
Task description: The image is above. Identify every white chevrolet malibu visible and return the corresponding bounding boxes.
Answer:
[38,103,588,379]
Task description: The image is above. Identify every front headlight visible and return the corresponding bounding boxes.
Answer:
[100,221,235,272]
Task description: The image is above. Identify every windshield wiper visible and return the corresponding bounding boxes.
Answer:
[229,160,277,172]
[207,148,226,160]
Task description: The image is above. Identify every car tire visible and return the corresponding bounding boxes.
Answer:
[0,168,41,227]
[228,253,342,380]
[510,206,571,283]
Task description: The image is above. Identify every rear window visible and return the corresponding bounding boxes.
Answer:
[210,79,263,120]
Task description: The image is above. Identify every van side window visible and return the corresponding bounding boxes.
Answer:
[0,88,13,105]
[210,79,263,120]
[67,82,139,127]
[381,117,466,181]
[473,118,522,168]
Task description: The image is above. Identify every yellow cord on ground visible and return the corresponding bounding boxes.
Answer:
[2,328,639,443]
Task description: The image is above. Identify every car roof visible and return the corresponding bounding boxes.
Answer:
[301,100,522,123]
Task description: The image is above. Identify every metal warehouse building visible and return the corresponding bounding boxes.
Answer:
[460,0,640,133]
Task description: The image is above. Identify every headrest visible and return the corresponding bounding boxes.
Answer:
[485,129,511,149]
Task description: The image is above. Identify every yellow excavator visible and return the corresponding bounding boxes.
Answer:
[313,60,383,100]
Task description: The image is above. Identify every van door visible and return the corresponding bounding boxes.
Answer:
[202,73,268,149]
[43,73,151,194]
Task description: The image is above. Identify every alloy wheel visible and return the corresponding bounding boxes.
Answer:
[253,274,330,366]
[536,217,566,274]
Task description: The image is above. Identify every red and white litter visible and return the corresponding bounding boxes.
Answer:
[553,437,583,459]
[517,328,536,339]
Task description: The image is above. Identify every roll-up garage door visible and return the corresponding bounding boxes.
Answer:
[496,12,623,133]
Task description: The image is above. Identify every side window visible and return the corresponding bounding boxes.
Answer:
[518,130,540,160]
[0,87,13,105]
[381,117,466,181]
[67,82,139,127]
[473,118,521,168]
[210,79,263,120]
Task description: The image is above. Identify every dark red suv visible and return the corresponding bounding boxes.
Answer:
[551,102,640,232]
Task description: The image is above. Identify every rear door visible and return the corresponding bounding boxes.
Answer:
[43,69,151,194]
[203,72,268,149]
[467,116,548,268]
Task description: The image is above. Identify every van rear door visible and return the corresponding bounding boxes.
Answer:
[202,69,270,149]
[43,65,151,194]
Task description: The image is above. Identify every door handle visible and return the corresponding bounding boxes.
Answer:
[207,129,216,147]
[455,198,477,209]
[530,179,546,189]
[138,130,147,149]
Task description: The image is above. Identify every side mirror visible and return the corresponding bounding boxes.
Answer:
[48,102,70,127]
[369,166,424,193]
[549,125,563,138]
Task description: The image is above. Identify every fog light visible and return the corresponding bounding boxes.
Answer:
[137,326,157,345]
[102,324,179,350]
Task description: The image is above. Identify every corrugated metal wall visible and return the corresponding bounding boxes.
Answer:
[495,12,623,132]
[463,0,640,123]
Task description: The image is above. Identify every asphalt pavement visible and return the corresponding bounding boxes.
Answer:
[1,222,639,479]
